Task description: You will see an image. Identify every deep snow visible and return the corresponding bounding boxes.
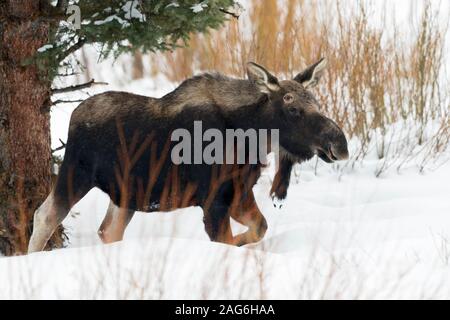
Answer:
[1,0,450,296]
[1,154,449,299]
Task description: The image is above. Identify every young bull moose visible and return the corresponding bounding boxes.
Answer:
[28,59,349,253]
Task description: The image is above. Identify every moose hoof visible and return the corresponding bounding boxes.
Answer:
[271,195,285,209]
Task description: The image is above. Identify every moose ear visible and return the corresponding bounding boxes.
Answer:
[293,58,327,88]
[247,62,280,94]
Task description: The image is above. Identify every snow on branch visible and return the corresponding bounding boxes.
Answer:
[51,79,108,94]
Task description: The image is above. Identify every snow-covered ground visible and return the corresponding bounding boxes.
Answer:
[1,0,450,296]
[1,153,449,299]
[0,73,449,299]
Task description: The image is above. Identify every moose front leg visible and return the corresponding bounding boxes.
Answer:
[270,157,295,209]
[230,190,268,247]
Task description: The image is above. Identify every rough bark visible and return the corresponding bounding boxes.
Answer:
[0,0,64,255]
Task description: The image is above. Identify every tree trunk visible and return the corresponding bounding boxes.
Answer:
[0,0,64,255]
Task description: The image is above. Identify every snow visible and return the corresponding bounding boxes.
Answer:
[1,73,449,299]
[1,153,450,299]
[94,15,131,28]
[37,44,53,53]
[1,0,449,300]
[93,1,146,27]
[122,1,146,22]
[166,2,180,9]
[191,2,208,13]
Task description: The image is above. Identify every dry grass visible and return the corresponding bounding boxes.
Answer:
[138,0,449,174]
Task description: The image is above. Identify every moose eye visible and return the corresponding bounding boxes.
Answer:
[283,93,294,104]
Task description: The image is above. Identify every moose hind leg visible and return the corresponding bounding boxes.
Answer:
[28,163,93,253]
[98,200,135,244]
[28,191,65,253]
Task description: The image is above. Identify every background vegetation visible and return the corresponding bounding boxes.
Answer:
[78,0,450,176]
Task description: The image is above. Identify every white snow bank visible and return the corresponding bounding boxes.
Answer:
[1,154,449,299]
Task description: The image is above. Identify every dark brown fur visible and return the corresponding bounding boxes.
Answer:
[28,60,349,252]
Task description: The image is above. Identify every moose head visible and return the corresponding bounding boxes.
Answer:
[247,59,349,164]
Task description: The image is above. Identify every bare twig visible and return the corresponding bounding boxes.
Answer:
[52,139,67,153]
[52,99,84,105]
[57,38,87,62]
[51,79,108,94]
[56,72,81,77]
[219,8,240,19]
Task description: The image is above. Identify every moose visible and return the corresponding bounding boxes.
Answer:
[28,59,349,253]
